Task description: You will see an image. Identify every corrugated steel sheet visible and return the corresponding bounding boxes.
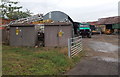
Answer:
[97,16,120,25]
[43,11,74,23]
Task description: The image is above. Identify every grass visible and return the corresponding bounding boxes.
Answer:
[2,45,85,75]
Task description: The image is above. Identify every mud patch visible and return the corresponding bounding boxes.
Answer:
[89,41,119,53]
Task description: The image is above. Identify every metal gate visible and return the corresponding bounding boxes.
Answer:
[68,36,82,58]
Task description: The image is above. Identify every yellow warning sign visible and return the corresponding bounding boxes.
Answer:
[58,30,64,37]
[16,29,19,35]
[58,31,63,37]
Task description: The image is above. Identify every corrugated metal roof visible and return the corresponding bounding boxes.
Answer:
[87,21,98,25]
[43,11,74,23]
[97,16,120,25]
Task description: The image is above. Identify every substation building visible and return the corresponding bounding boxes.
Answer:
[9,11,76,47]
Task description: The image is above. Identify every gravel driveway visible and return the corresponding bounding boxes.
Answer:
[65,34,119,75]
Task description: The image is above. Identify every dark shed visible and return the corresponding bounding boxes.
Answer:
[9,24,42,46]
[44,22,73,47]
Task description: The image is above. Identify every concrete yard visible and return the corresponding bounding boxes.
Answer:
[65,34,119,75]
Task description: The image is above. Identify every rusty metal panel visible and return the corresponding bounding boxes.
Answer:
[97,16,120,25]
[44,26,58,47]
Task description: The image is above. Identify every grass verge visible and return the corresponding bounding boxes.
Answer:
[2,45,85,75]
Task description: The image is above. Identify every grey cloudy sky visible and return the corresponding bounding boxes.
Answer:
[12,0,119,22]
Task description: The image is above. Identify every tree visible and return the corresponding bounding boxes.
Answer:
[0,0,32,19]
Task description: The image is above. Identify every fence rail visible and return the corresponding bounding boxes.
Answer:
[68,36,82,58]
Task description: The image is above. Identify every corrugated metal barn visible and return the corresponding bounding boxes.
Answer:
[97,16,120,34]
[43,11,73,23]
[43,11,78,35]
[97,16,120,29]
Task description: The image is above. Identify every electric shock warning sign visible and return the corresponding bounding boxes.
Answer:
[16,27,20,35]
[16,29,19,35]
[58,30,64,37]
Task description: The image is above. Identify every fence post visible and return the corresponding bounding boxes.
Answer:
[68,38,71,58]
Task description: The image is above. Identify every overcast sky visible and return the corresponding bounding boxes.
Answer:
[12,0,119,22]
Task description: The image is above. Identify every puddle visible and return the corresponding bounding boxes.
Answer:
[93,56,119,62]
[89,41,119,53]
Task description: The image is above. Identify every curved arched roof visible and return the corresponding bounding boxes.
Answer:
[43,11,73,23]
